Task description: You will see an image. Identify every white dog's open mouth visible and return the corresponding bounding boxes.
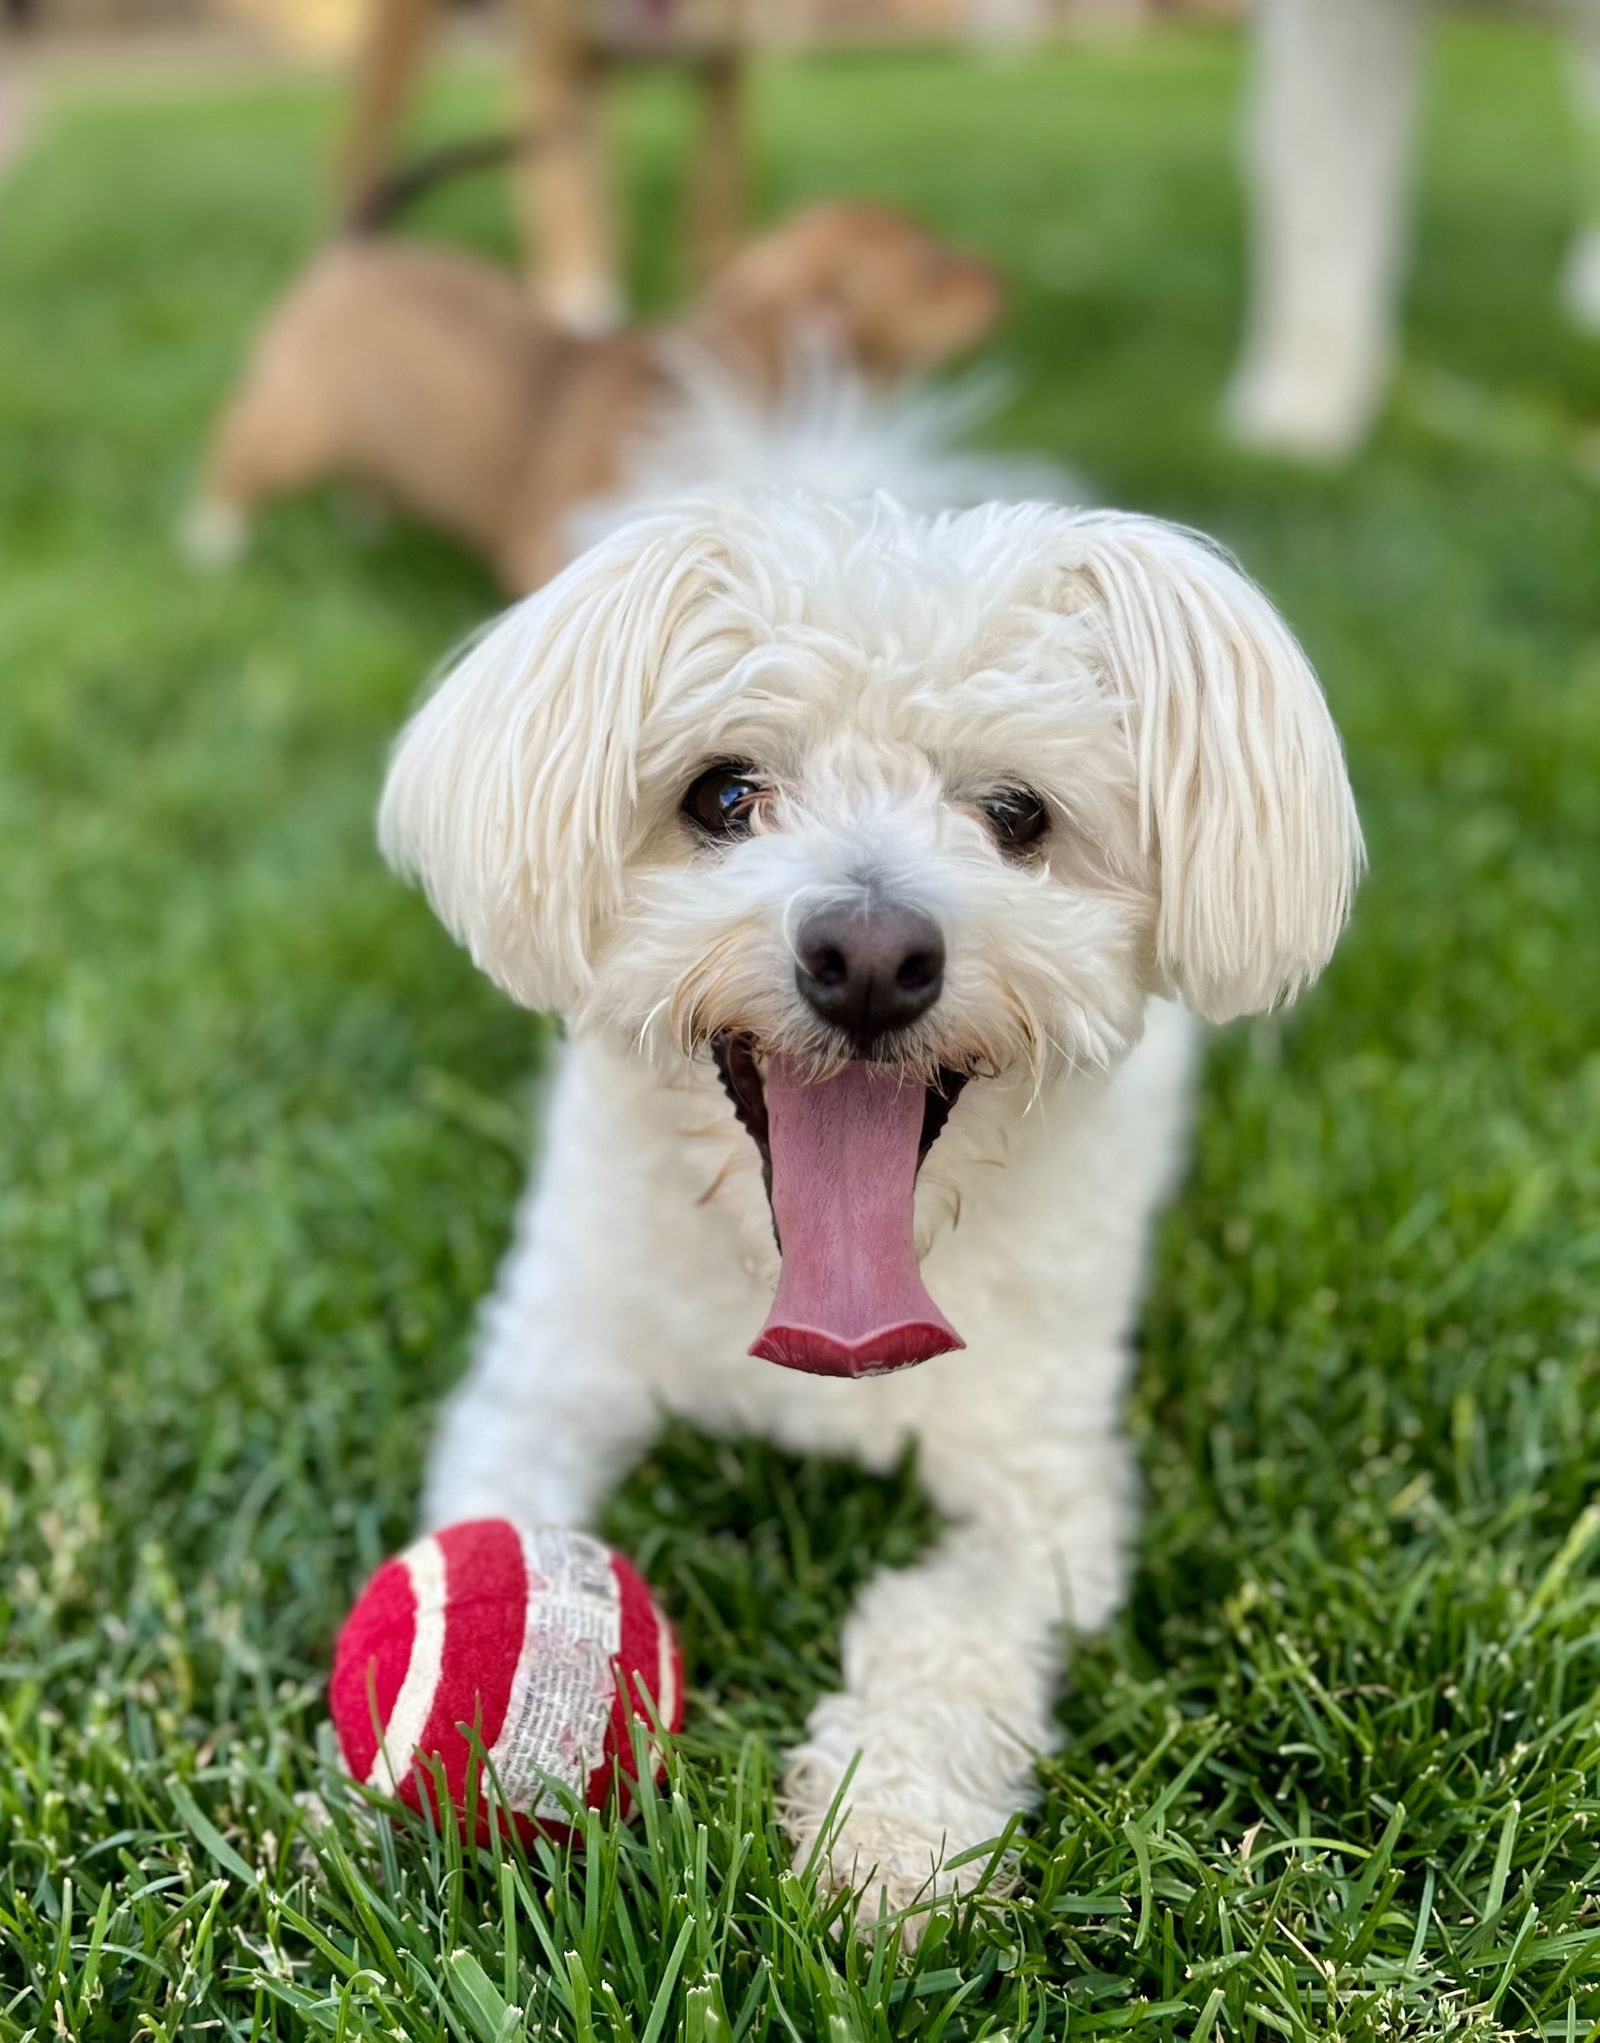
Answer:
[712,1033,968,1378]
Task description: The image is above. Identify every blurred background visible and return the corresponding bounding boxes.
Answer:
[2,0,1240,59]
[3,0,1600,2032]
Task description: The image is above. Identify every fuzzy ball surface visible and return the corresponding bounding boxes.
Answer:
[330,1519,682,1837]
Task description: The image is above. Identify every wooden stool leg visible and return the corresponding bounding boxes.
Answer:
[515,0,624,332]
[687,39,747,285]
[338,0,440,219]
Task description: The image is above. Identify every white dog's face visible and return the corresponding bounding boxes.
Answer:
[381,493,1361,1375]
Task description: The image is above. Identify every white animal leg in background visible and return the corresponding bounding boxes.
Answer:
[781,1414,1134,1925]
[964,0,1058,56]
[1561,0,1600,330]
[1227,0,1432,460]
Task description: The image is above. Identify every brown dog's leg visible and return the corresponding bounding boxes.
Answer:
[338,0,440,221]
[182,370,340,570]
[514,0,622,333]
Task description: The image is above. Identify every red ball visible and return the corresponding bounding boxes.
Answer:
[330,1519,682,1840]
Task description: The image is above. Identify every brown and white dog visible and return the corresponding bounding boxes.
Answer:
[185,202,1005,594]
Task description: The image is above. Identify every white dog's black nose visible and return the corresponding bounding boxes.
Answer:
[795,904,945,1052]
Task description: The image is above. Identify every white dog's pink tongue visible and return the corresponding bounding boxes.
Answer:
[749,1055,963,1377]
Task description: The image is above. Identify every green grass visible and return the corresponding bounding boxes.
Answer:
[3,21,1600,2039]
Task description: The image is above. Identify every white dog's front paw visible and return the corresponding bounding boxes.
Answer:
[786,1801,999,1935]
[781,1729,1018,1941]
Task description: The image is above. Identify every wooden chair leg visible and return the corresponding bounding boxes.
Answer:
[514,0,624,331]
[337,0,440,219]
[687,38,747,284]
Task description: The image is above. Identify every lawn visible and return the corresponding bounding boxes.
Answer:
[3,20,1600,2040]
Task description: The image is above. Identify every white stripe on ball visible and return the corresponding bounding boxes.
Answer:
[365,1533,447,1791]
[654,1613,677,1736]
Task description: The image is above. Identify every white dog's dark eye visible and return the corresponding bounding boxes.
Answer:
[979,786,1050,855]
[683,763,767,838]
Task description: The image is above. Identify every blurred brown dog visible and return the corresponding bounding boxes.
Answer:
[186,203,1004,596]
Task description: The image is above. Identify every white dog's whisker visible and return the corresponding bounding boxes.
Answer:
[634,996,673,1057]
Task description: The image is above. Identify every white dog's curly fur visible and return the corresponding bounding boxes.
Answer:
[377,482,1362,1927]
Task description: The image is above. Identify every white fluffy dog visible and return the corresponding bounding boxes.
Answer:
[377,484,1362,1921]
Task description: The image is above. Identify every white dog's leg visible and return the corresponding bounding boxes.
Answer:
[1561,0,1600,330]
[416,1054,678,1536]
[418,1079,663,1533]
[1227,0,1431,460]
[418,1299,657,1534]
[782,1417,1131,1929]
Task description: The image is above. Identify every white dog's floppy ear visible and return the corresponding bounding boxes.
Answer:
[378,508,738,1012]
[1048,509,1363,1022]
